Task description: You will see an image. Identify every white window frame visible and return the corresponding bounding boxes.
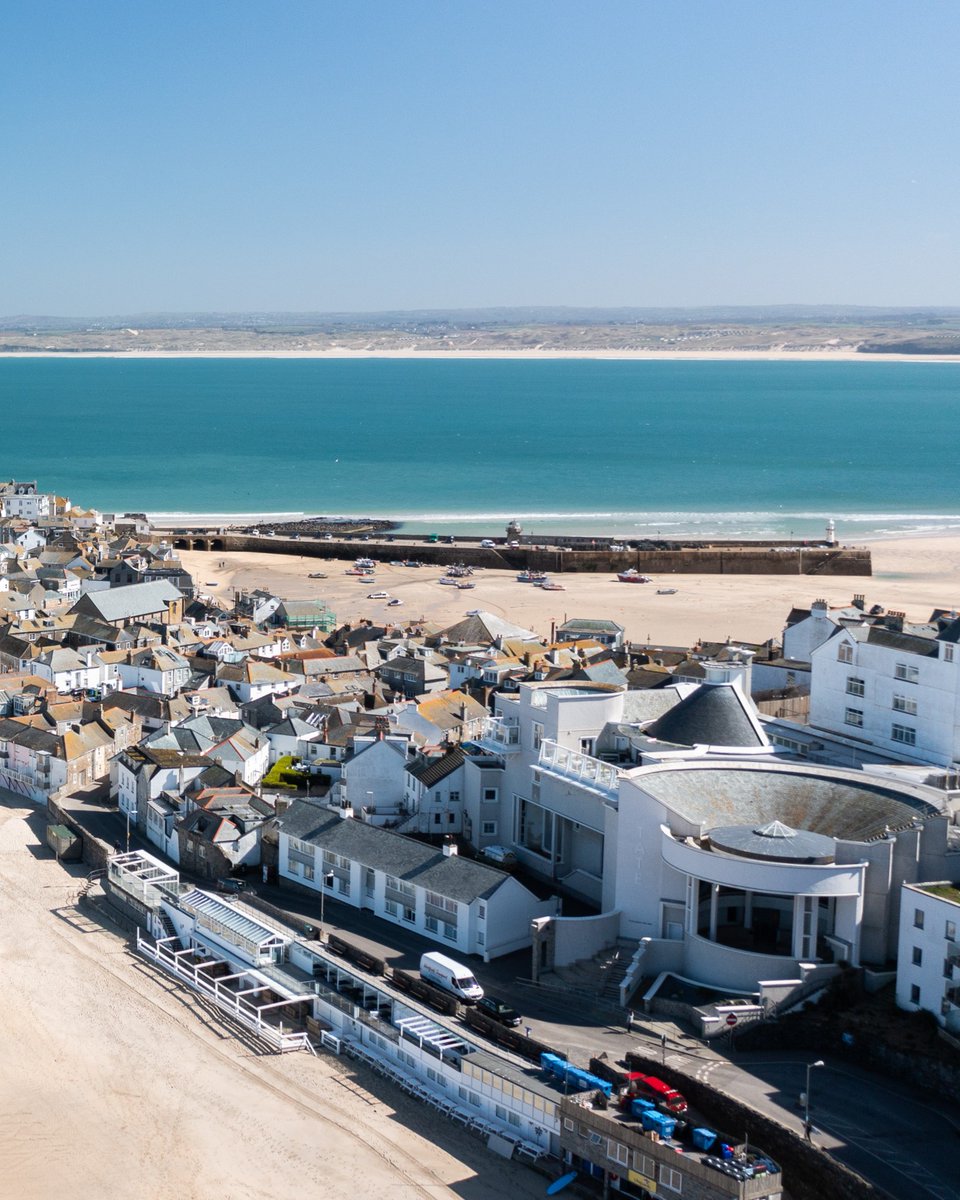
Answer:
[837,641,853,663]
[844,708,864,728]
[845,676,865,697]
[895,661,919,683]
[893,694,918,715]
[658,1163,682,1192]
[892,723,917,745]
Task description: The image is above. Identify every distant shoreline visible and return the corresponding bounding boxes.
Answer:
[2,348,960,363]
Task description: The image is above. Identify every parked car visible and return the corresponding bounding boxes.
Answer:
[480,539,496,548]
[476,995,522,1027]
[215,878,246,894]
[480,845,517,866]
[367,591,390,599]
[387,598,403,606]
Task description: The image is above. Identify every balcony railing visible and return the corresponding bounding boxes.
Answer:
[537,740,622,798]
[471,719,522,755]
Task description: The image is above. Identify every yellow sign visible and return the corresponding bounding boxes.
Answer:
[627,1168,656,1190]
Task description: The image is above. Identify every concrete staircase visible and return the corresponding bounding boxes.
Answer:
[546,939,639,1012]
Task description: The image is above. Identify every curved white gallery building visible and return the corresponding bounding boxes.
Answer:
[614,759,954,993]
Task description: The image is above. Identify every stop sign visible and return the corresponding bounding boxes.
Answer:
[725,1013,738,1027]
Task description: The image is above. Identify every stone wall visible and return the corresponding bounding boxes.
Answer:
[170,533,872,577]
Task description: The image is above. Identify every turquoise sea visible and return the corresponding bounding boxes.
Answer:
[2,357,958,540]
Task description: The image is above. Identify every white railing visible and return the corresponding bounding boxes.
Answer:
[538,740,622,796]
[473,719,522,752]
[136,931,313,1054]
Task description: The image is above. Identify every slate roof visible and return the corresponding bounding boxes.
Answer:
[631,760,942,841]
[277,802,512,903]
[643,682,765,748]
[73,579,182,623]
[406,746,466,786]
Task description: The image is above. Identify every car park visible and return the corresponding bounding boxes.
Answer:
[476,995,522,1027]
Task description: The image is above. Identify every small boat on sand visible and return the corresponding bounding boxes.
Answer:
[618,569,653,584]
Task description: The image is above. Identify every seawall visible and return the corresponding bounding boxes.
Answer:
[166,532,872,576]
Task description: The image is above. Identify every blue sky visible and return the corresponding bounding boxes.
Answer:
[3,1,957,313]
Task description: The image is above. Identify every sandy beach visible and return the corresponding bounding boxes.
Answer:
[0,799,550,1200]
[179,535,960,649]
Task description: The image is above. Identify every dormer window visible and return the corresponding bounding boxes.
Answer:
[837,641,853,664]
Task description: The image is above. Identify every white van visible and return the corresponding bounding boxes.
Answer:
[419,951,484,1002]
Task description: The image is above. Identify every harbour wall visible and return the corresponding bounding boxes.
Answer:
[166,532,871,576]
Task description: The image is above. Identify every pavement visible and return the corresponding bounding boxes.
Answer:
[42,789,960,1200]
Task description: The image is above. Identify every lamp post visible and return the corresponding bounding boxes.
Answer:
[803,1059,825,1133]
[320,868,334,934]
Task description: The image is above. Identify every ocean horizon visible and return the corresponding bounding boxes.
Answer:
[3,356,959,541]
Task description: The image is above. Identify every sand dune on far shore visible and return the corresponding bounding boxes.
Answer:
[180,535,960,649]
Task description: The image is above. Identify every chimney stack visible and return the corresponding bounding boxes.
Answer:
[885,610,906,633]
[852,594,866,611]
[442,836,458,857]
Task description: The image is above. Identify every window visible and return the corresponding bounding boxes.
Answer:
[844,708,864,728]
[365,868,375,896]
[608,1141,629,1166]
[434,813,441,825]
[658,1164,682,1192]
[892,723,917,746]
[448,813,456,824]
[837,641,853,663]
[912,946,923,966]
[532,722,543,751]
[893,694,918,715]
[449,791,460,803]
[846,677,865,697]
[947,920,956,942]
[910,984,921,1004]
[442,921,457,940]
[482,821,498,836]
[580,737,595,756]
[478,903,486,920]
[895,662,919,683]
[402,906,416,923]
[425,916,438,933]
[303,863,314,881]
[476,932,484,945]
[508,1111,521,1127]
[483,787,499,803]
[563,1118,575,1131]
[914,908,925,929]
[944,644,955,662]
[944,959,954,979]
[497,1105,508,1120]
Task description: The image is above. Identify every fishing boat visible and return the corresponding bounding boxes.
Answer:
[517,570,548,584]
[457,581,476,589]
[618,569,653,583]
[540,581,565,591]
[438,576,459,586]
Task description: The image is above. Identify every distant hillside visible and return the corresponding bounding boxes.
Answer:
[4,305,960,333]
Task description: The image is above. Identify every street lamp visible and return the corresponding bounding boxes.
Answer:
[803,1059,825,1131]
[320,869,334,934]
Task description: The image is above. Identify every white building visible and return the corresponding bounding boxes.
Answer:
[808,613,960,767]
[113,646,192,695]
[276,800,555,960]
[896,881,960,1034]
[0,482,52,521]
